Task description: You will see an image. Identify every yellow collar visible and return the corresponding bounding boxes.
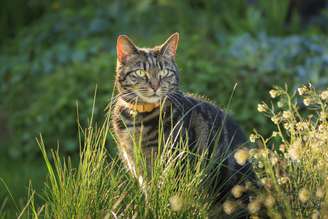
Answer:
[121,100,160,113]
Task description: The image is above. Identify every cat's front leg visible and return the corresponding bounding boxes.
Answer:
[119,143,149,199]
[119,145,138,178]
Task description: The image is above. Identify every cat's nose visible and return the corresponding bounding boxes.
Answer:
[149,80,160,91]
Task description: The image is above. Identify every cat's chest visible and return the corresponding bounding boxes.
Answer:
[114,103,187,145]
[120,108,161,127]
[114,106,162,140]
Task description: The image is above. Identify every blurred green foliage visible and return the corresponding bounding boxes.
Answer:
[2,0,328,43]
[0,155,46,216]
[1,1,328,159]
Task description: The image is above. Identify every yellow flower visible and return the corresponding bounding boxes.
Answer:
[320,90,328,100]
[270,154,278,166]
[315,187,325,199]
[249,133,257,143]
[283,122,293,131]
[257,103,267,112]
[264,195,275,208]
[298,86,308,96]
[296,122,308,131]
[298,188,310,203]
[231,185,245,198]
[249,148,257,157]
[269,89,279,98]
[282,111,293,120]
[320,112,328,121]
[278,176,289,185]
[223,200,237,215]
[303,97,314,106]
[257,162,264,168]
[248,199,261,214]
[169,195,184,211]
[271,115,280,124]
[318,124,326,132]
[234,148,249,166]
[312,210,320,219]
[261,178,272,189]
[279,144,286,153]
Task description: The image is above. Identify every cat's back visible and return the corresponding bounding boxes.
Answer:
[172,92,246,150]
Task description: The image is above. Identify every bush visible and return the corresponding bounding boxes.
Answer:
[4,55,114,157]
[5,0,328,42]
[0,6,116,157]
[180,33,328,138]
[1,4,328,158]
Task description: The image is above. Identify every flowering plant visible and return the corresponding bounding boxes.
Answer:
[249,85,328,218]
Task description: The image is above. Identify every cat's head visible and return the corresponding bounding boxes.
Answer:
[115,33,179,104]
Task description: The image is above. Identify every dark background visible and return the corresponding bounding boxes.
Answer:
[0,0,328,217]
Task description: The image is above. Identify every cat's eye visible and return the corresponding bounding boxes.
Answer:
[159,69,169,77]
[135,69,146,77]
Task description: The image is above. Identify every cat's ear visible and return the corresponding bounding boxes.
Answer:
[160,32,179,59]
[117,35,138,63]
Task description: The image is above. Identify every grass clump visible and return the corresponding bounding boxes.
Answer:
[248,85,328,218]
[24,104,211,219]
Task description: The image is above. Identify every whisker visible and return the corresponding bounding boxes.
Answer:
[111,93,133,103]
[167,94,182,111]
[167,93,184,111]
[112,92,137,106]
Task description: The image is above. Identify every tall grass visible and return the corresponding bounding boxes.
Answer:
[21,99,212,219]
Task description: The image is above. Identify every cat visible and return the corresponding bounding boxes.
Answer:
[112,33,254,218]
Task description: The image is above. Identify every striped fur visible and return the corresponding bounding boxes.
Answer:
[112,34,253,216]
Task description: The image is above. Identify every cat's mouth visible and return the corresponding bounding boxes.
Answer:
[142,94,161,103]
[135,92,163,104]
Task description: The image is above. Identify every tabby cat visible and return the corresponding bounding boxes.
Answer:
[112,33,253,217]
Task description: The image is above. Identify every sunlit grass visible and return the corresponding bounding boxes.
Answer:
[20,98,213,219]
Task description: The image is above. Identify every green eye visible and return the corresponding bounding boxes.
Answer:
[136,70,146,77]
[159,70,168,77]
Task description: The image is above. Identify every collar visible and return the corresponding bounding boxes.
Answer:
[120,99,160,113]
